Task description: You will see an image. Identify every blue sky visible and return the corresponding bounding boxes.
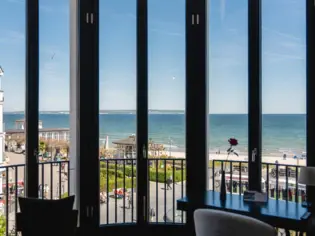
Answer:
[0,0,306,113]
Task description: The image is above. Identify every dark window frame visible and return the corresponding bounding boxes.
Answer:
[25,0,39,197]
[306,0,315,200]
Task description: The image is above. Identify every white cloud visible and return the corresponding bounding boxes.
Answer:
[6,0,24,3]
[263,51,304,62]
[150,28,182,37]
[0,30,24,44]
[262,27,302,42]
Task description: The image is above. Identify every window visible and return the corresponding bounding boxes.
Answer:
[208,0,249,193]
[261,0,306,200]
[99,0,137,224]
[148,0,186,223]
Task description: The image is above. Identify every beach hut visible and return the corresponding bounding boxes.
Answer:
[112,135,136,159]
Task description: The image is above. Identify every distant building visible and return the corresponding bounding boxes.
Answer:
[112,135,136,159]
[0,91,4,164]
[5,119,70,150]
[0,66,5,195]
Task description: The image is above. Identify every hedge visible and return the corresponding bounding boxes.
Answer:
[100,167,185,184]
[100,163,137,177]
[100,176,136,192]
[149,168,186,183]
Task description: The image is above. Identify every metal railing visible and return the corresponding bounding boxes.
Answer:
[211,160,305,200]
[99,158,186,225]
[2,158,306,234]
[211,159,306,235]
[0,160,69,236]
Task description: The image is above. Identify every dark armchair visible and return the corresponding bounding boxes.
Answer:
[17,196,77,236]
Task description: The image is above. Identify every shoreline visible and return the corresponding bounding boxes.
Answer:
[3,150,306,167]
[167,151,306,166]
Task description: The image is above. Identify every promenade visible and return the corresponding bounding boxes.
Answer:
[100,181,187,224]
[3,151,300,227]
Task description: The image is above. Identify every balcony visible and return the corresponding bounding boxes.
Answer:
[0,160,69,235]
[99,158,186,224]
[210,160,306,235]
[0,158,307,235]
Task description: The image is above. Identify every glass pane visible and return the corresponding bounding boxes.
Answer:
[38,0,70,201]
[99,0,137,225]
[148,0,186,224]
[262,0,306,200]
[0,0,26,233]
[208,0,249,194]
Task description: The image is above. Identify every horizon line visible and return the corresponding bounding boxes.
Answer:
[3,110,306,115]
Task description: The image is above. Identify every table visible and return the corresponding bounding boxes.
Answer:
[177,191,310,232]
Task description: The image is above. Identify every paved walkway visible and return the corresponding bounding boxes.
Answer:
[100,181,187,224]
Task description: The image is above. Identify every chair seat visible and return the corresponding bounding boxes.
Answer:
[194,209,276,236]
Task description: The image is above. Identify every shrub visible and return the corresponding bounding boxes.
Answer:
[100,176,136,192]
[61,192,69,198]
[0,214,5,236]
[100,163,137,177]
[148,168,186,183]
[99,162,186,189]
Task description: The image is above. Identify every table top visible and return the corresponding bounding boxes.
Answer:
[177,191,309,231]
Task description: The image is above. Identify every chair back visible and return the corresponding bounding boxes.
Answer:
[18,196,77,236]
[194,209,276,236]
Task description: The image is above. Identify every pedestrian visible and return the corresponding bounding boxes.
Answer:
[38,184,42,198]
[149,208,156,221]
[44,184,49,198]
[127,194,131,209]
[166,176,172,190]
[283,153,287,160]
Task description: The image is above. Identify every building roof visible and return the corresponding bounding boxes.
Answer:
[15,119,42,123]
[112,135,136,146]
[5,128,69,134]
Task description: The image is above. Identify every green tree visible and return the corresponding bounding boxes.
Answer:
[39,141,46,154]
[0,214,6,236]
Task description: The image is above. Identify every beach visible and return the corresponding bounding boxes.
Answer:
[3,113,307,158]
[167,151,306,166]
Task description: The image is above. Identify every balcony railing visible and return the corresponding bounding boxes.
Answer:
[1,158,304,234]
[211,159,305,235]
[0,160,69,236]
[211,160,305,200]
[99,158,186,225]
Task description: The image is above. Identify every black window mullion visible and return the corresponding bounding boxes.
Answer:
[306,0,315,200]
[79,0,99,229]
[248,0,262,192]
[25,0,39,198]
[186,0,208,232]
[136,0,148,226]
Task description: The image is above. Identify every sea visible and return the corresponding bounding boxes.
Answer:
[3,112,306,157]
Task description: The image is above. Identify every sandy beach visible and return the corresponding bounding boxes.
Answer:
[168,151,306,166]
[5,150,306,167]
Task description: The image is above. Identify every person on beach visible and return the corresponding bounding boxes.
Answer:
[283,153,287,160]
